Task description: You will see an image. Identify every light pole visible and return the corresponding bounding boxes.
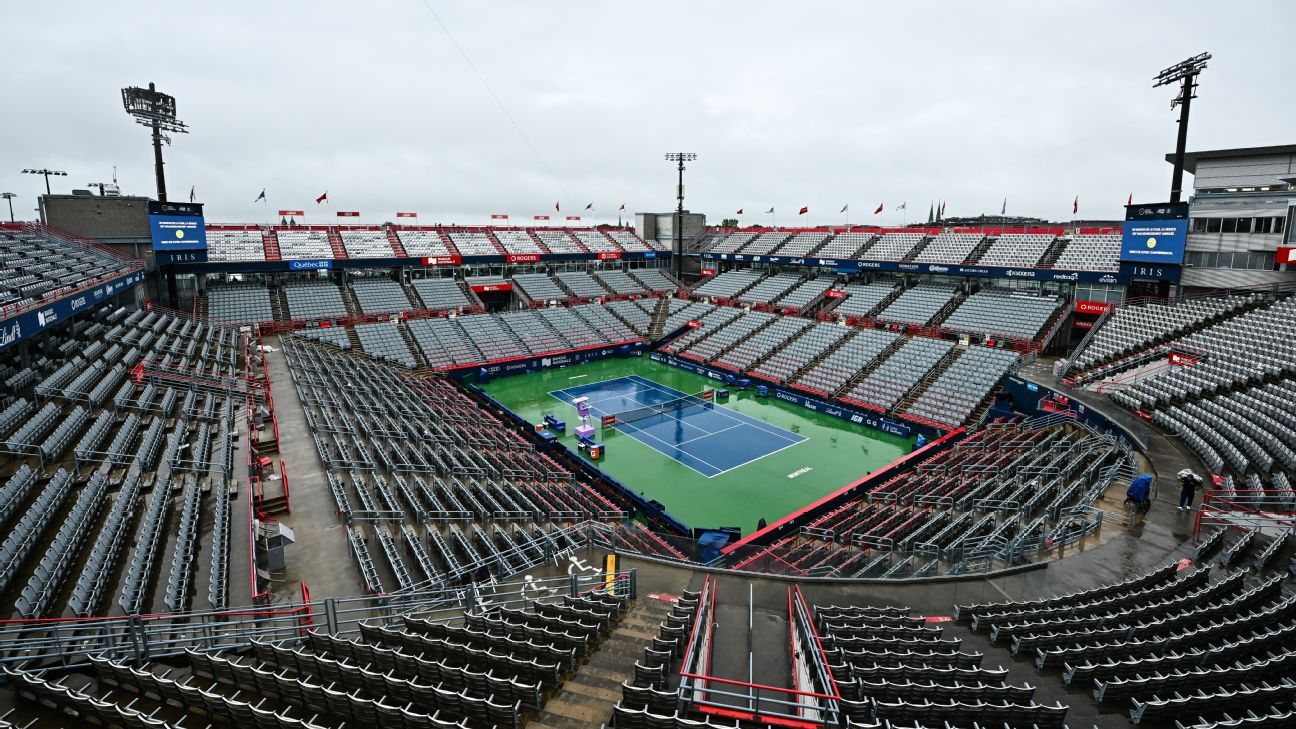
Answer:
[21,169,67,195]
[122,82,189,202]
[0,193,15,223]
[664,152,696,281]
[1154,52,1210,204]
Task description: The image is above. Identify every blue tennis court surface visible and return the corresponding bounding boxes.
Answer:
[549,374,807,477]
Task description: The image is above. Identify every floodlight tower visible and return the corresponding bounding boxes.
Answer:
[1154,52,1210,204]
[1,193,15,223]
[664,152,696,281]
[121,83,188,202]
[21,168,67,195]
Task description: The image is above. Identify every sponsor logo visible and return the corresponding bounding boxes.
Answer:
[898,263,919,271]
[786,257,805,265]
[0,321,21,348]
[1006,269,1036,278]
[289,259,331,270]
[850,414,864,424]
[957,267,989,276]
[70,296,87,309]
[37,309,58,327]
[775,390,798,404]
[1050,272,1078,281]
[857,261,883,269]
[93,287,105,299]
[507,254,542,263]
[927,265,950,273]
[1098,275,1118,284]
[1128,266,1165,278]
[787,467,813,479]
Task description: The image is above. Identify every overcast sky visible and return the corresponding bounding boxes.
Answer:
[3,1,1293,226]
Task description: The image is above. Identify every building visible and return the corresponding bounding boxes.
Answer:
[1170,144,1296,289]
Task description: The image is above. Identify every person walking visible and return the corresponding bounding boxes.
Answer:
[1177,469,1202,510]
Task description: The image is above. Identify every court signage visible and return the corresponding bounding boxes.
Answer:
[148,201,207,252]
[0,269,145,351]
[597,251,621,261]
[1121,201,1189,265]
[506,254,542,263]
[289,259,332,270]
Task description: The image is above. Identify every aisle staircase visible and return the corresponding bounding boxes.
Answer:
[834,333,906,398]
[964,235,997,265]
[529,596,675,729]
[262,230,281,261]
[386,227,408,258]
[1036,236,1070,268]
[326,230,348,259]
[894,346,965,414]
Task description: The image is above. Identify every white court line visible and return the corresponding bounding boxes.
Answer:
[628,374,803,444]
[552,372,807,478]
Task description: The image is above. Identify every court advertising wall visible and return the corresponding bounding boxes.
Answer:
[0,269,146,351]
[697,252,1142,284]
[649,351,913,439]
[448,341,647,380]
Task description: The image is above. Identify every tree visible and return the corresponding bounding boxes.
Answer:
[720,218,739,228]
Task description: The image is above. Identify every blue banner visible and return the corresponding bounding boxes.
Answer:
[0,269,146,351]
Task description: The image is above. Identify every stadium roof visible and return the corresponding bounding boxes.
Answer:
[1165,143,1296,173]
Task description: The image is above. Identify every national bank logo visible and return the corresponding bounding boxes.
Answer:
[37,309,58,327]
[0,321,20,348]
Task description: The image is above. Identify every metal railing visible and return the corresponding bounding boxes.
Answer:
[0,570,636,669]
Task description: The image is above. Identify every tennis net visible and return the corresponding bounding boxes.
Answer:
[607,393,714,426]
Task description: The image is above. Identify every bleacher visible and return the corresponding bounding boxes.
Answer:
[904,346,1019,428]
[628,268,678,293]
[679,309,775,362]
[941,289,1063,341]
[493,229,545,255]
[774,276,835,311]
[0,227,138,313]
[1054,232,1122,272]
[715,315,812,372]
[282,280,349,321]
[205,227,266,262]
[498,310,570,354]
[707,230,757,254]
[792,328,900,397]
[409,277,474,312]
[273,229,333,260]
[605,299,653,335]
[844,336,954,412]
[534,229,583,254]
[338,228,392,258]
[511,273,570,303]
[406,317,481,368]
[773,231,829,256]
[749,321,849,383]
[208,283,275,324]
[353,321,416,367]
[977,233,1055,268]
[736,271,802,305]
[815,231,875,259]
[690,268,763,300]
[875,284,959,327]
[913,231,984,263]
[350,278,413,315]
[862,232,925,260]
[1073,293,1261,371]
[736,231,790,255]
[592,269,646,295]
[606,228,652,252]
[555,270,610,299]
[828,281,900,319]
[292,326,351,350]
[448,231,499,256]
[535,306,606,349]
[394,229,457,258]
[570,303,640,343]
[661,305,743,355]
[574,230,618,253]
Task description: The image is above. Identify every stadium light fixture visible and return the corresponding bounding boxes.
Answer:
[0,192,15,222]
[664,153,697,280]
[122,82,189,202]
[1154,52,1210,204]
[21,168,67,195]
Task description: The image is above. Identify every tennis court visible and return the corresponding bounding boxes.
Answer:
[549,375,807,477]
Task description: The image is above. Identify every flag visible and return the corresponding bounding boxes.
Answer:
[736,208,743,215]
[896,202,906,211]
[255,189,266,203]
[840,204,848,214]
[1127,192,1132,206]
[798,206,808,215]
[1073,195,1079,215]
[765,207,774,214]
[874,203,883,214]
[585,202,593,210]
[316,191,328,204]
[189,186,195,203]
[619,203,625,211]
[1001,198,1007,215]
[940,200,946,216]
[555,201,560,212]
